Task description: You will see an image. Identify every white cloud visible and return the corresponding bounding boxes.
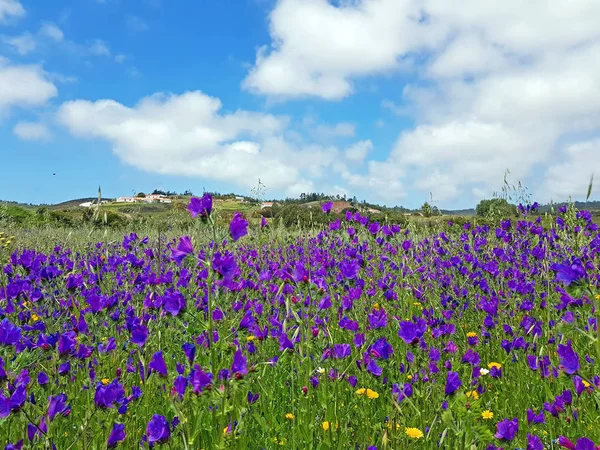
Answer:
[56,90,346,193]
[242,0,600,204]
[0,0,25,23]
[538,139,600,201]
[243,0,432,99]
[88,40,110,56]
[13,121,52,141]
[310,121,355,140]
[345,139,372,161]
[39,22,64,42]
[0,61,57,115]
[3,32,35,55]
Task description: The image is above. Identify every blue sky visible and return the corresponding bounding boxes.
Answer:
[1,0,599,208]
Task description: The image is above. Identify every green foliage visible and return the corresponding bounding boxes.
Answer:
[475,198,515,219]
[421,202,433,218]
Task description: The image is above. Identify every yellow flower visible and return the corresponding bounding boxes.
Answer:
[466,390,479,400]
[285,413,294,420]
[246,335,255,342]
[405,427,424,439]
[488,362,502,370]
[582,380,591,388]
[413,302,422,307]
[466,332,477,338]
[407,375,412,380]
[373,303,380,311]
[322,421,330,431]
[366,389,379,399]
[355,388,366,396]
[482,410,494,420]
[386,422,402,431]
[31,314,39,322]
[223,426,229,435]
[595,294,600,300]
[101,378,110,385]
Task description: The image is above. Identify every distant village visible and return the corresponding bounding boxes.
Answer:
[79,193,172,208]
[78,194,385,214]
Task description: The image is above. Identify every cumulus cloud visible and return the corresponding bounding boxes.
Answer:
[2,31,35,55]
[345,139,373,162]
[56,90,348,194]
[243,0,600,202]
[0,0,25,23]
[39,22,64,42]
[537,139,599,202]
[13,121,52,141]
[0,61,57,115]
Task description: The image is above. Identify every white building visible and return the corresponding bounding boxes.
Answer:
[117,197,137,203]
[79,202,93,208]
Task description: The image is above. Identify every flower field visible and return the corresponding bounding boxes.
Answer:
[1,196,600,449]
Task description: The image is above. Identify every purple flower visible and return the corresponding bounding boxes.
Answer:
[558,436,598,450]
[0,383,26,418]
[0,319,21,346]
[163,291,186,316]
[552,258,587,286]
[187,193,212,219]
[398,318,426,345]
[368,222,380,235]
[229,212,249,241]
[231,350,248,378]
[212,252,238,281]
[182,343,196,365]
[557,340,580,374]
[171,236,194,265]
[333,344,351,359]
[340,259,360,279]
[145,414,170,444]
[322,202,333,213]
[494,417,518,441]
[367,359,383,377]
[149,351,168,377]
[444,371,462,395]
[173,376,187,399]
[526,409,545,424]
[130,324,149,346]
[261,216,268,228]
[107,423,126,448]
[247,391,259,404]
[190,365,213,394]
[57,331,77,356]
[47,393,70,421]
[4,441,23,450]
[527,434,543,450]
[94,380,126,409]
[37,372,48,386]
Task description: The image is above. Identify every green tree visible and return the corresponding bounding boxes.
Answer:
[421,202,433,217]
[137,192,146,198]
[475,198,515,219]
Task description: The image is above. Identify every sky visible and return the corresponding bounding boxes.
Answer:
[1,0,599,209]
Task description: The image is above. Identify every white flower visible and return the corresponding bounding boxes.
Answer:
[316,367,325,374]
[479,368,489,376]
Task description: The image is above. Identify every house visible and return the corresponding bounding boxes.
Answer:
[235,196,245,202]
[143,194,172,204]
[261,201,276,209]
[79,201,93,208]
[117,196,137,203]
[367,208,381,214]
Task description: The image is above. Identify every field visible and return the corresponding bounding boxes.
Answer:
[1,197,599,449]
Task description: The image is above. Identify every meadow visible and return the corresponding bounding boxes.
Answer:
[1,195,599,449]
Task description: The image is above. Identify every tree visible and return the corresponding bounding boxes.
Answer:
[475,198,515,219]
[137,192,145,198]
[421,202,433,217]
